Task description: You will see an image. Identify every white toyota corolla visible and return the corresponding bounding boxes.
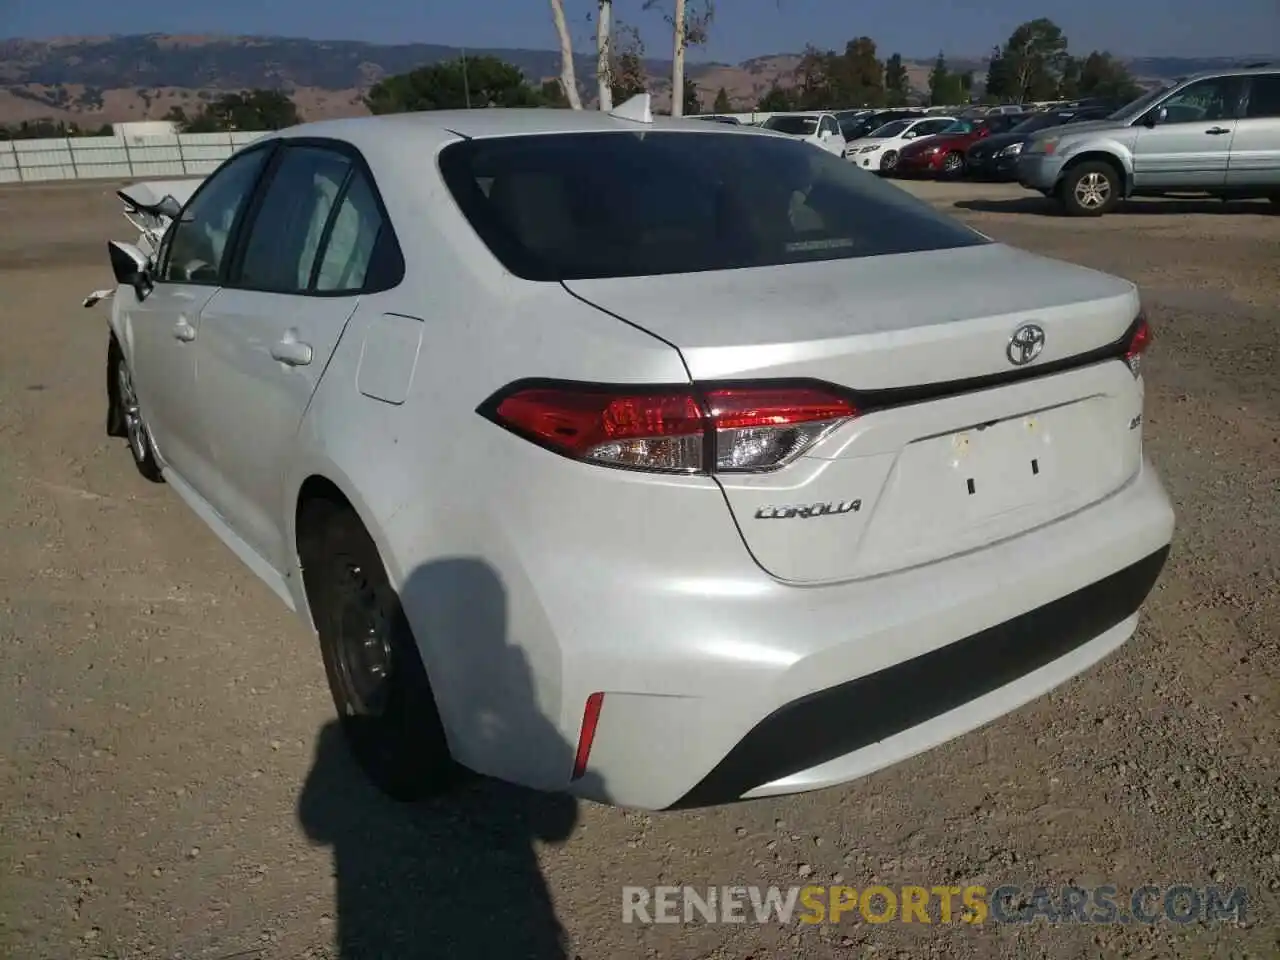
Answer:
[90,96,1174,810]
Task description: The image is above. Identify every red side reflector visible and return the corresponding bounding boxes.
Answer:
[571,692,605,781]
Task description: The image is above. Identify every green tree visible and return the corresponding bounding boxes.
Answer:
[713,87,732,112]
[984,44,1013,102]
[365,56,543,113]
[884,53,909,106]
[998,18,1070,101]
[610,24,649,103]
[1058,57,1082,99]
[540,79,571,107]
[683,78,702,115]
[928,53,964,106]
[757,84,794,111]
[1076,51,1142,101]
[793,44,834,109]
[830,37,884,106]
[165,89,301,131]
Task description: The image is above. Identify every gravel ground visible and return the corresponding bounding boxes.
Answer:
[0,178,1276,960]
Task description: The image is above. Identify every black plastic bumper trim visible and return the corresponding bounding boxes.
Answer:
[669,545,1170,809]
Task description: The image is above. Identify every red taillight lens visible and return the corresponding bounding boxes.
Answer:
[485,382,857,474]
[1125,315,1151,378]
[491,387,706,473]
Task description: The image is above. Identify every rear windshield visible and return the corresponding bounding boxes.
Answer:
[437,131,988,281]
[940,119,977,134]
[763,115,819,135]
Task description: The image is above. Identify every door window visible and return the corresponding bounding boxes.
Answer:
[819,116,839,138]
[234,145,355,293]
[1244,74,1280,118]
[1155,76,1244,124]
[311,171,392,293]
[161,147,271,284]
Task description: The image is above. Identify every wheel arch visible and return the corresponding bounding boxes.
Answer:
[1059,150,1132,196]
[289,466,406,635]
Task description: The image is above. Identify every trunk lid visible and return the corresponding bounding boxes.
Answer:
[565,243,1145,583]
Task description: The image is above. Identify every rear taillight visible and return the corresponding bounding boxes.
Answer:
[484,382,857,474]
[1125,314,1151,378]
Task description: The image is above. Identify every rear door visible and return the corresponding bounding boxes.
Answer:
[191,141,400,571]
[1131,75,1244,188]
[1226,72,1280,189]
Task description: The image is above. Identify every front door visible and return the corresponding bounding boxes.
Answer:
[126,146,272,479]
[1226,72,1280,189]
[1131,75,1244,189]
[193,143,393,572]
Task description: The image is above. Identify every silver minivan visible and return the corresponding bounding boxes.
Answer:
[1017,64,1280,216]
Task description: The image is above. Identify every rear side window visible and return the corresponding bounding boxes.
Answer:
[1245,74,1280,118]
[438,131,988,281]
[235,145,353,293]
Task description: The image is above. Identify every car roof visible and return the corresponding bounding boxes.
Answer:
[269,108,773,152]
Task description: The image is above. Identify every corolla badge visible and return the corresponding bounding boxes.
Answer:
[755,499,861,520]
[1007,323,1046,366]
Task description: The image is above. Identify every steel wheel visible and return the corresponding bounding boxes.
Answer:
[302,500,454,800]
[942,151,964,175]
[331,560,396,719]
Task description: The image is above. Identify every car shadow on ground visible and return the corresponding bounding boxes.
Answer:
[953,195,1277,217]
[297,557,605,960]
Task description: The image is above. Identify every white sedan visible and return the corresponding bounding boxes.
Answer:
[847,115,957,172]
[90,96,1174,810]
[760,111,849,157]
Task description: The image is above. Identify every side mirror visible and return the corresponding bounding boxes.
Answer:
[108,240,153,299]
[1143,107,1166,128]
[155,195,183,220]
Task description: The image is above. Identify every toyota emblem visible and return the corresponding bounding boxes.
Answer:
[1007,323,1046,366]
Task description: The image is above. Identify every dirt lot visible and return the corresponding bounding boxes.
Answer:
[1,178,1277,960]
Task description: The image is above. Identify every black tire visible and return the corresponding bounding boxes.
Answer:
[108,337,164,483]
[300,499,455,801]
[941,151,965,178]
[1058,160,1121,217]
[879,150,899,174]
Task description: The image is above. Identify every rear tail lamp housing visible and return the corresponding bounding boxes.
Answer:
[480,381,857,475]
[1124,313,1151,378]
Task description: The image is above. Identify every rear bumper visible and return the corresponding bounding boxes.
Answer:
[671,544,1167,807]
[389,441,1174,810]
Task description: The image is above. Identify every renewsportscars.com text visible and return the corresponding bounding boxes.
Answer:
[622,883,1248,925]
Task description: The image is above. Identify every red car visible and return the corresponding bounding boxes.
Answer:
[895,114,1026,177]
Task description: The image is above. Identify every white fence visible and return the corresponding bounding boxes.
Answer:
[0,131,268,184]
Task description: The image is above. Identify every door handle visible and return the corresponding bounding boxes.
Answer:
[1205,127,1231,135]
[270,339,313,366]
[173,318,196,342]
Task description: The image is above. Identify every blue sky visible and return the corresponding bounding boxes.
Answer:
[4,0,1276,60]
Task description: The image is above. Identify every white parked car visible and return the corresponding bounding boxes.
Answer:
[761,111,849,157]
[88,97,1174,810]
[848,115,957,172]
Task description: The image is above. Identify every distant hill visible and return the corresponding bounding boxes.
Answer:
[0,34,1267,126]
